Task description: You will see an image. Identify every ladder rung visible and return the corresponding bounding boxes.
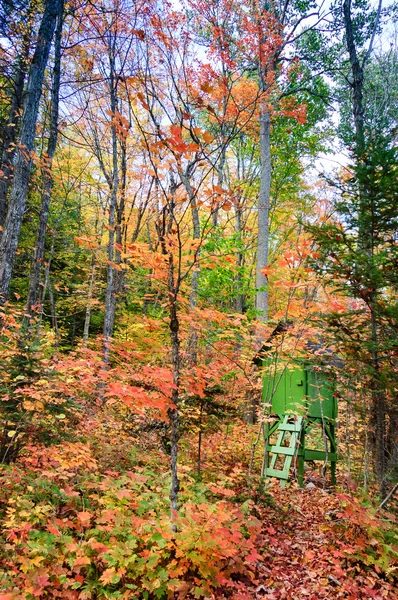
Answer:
[270,446,296,456]
[277,423,302,432]
[264,416,303,486]
[266,468,289,479]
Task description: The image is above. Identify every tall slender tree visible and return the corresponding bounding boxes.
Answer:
[0,0,37,226]
[25,0,65,318]
[0,0,63,303]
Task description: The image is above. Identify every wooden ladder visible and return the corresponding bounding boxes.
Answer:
[264,415,303,487]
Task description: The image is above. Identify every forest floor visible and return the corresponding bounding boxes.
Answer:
[236,483,397,600]
[0,433,397,600]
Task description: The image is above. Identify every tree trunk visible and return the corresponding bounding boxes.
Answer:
[370,307,387,500]
[169,284,180,521]
[103,44,119,365]
[342,0,387,500]
[26,1,64,318]
[234,199,245,313]
[159,183,180,527]
[197,399,203,478]
[0,0,62,303]
[212,126,227,227]
[111,135,128,324]
[255,106,271,321]
[83,258,97,347]
[342,0,365,153]
[48,280,59,347]
[179,169,200,308]
[0,1,35,227]
[179,169,200,362]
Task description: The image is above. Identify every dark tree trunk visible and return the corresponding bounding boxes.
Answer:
[0,0,62,303]
[179,169,200,363]
[83,258,97,346]
[159,182,181,526]
[103,42,119,365]
[197,399,203,478]
[212,123,227,227]
[342,0,365,153]
[26,1,64,318]
[48,279,59,347]
[370,307,387,500]
[110,135,128,332]
[0,2,35,227]
[169,286,180,520]
[342,0,386,500]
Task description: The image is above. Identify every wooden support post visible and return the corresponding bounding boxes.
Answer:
[329,422,337,485]
[298,427,305,487]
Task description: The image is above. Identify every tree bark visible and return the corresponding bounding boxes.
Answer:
[255,106,271,321]
[342,0,387,500]
[342,0,365,153]
[48,279,59,347]
[0,1,36,227]
[169,283,180,521]
[370,306,387,500]
[26,0,64,318]
[212,123,227,227]
[234,199,245,313]
[103,40,119,365]
[0,0,62,304]
[158,182,181,527]
[178,169,200,362]
[83,258,97,347]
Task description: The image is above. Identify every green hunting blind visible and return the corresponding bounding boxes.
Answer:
[258,338,338,487]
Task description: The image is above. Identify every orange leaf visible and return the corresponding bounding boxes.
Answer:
[100,567,116,585]
[77,511,92,527]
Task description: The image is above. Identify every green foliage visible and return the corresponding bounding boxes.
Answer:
[198,225,251,311]
[307,137,398,326]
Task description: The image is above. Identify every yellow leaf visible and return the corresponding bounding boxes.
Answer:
[7,430,16,437]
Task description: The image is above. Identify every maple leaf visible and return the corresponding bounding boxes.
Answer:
[46,524,61,536]
[34,574,50,587]
[73,555,91,568]
[77,511,92,527]
[116,488,133,500]
[170,124,182,138]
[88,540,108,554]
[100,567,117,585]
[62,485,80,498]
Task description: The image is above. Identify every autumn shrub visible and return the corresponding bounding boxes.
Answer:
[334,493,398,582]
[0,460,262,599]
[0,309,76,463]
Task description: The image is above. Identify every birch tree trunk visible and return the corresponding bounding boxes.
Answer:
[255,106,271,321]
[0,0,62,303]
